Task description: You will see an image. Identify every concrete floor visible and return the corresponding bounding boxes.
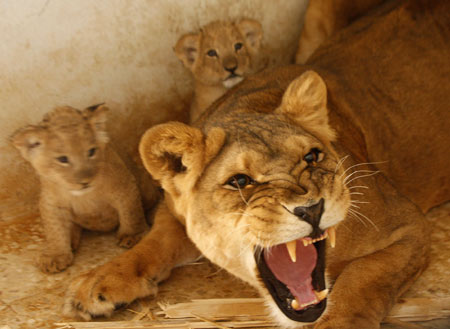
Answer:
[0,203,449,329]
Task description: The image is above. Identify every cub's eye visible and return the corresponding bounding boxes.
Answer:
[57,156,69,164]
[304,148,322,164]
[207,49,218,57]
[234,42,243,51]
[88,147,97,158]
[226,174,254,189]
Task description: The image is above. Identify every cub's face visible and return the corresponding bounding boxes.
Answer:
[175,19,263,88]
[11,105,109,196]
[140,71,350,326]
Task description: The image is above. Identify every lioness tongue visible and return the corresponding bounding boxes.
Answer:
[264,240,317,308]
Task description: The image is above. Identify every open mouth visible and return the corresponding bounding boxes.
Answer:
[255,227,336,323]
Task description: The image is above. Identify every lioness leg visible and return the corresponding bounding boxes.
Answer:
[295,0,384,64]
[315,237,428,329]
[64,201,200,320]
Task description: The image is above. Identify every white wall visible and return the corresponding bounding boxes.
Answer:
[0,0,308,221]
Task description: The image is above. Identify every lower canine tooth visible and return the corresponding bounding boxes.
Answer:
[291,299,300,310]
[314,289,329,301]
[285,240,297,262]
[328,226,336,248]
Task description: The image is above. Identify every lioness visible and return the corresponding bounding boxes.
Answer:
[11,105,150,273]
[175,19,263,123]
[65,0,450,327]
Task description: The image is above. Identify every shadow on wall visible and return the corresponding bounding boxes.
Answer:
[0,0,308,222]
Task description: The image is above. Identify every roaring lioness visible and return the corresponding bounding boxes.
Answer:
[65,0,450,327]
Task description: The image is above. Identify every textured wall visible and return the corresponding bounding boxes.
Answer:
[0,0,308,221]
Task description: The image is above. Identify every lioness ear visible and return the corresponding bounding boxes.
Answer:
[139,121,225,192]
[276,70,336,142]
[10,125,47,161]
[83,103,109,144]
[237,19,262,51]
[174,33,200,70]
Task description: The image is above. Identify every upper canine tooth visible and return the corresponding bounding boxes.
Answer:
[328,226,336,248]
[314,289,329,301]
[286,240,297,262]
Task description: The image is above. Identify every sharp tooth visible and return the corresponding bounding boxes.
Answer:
[314,289,329,301]
[302,239,309,247]
[328,226,336,248]
[285,240,297,262]
[291,298,300,310]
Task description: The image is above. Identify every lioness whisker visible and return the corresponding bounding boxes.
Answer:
[351,200,370,204]
[345,171,380,186]
[237,185,249,206]
[347,210,368,227]
[348,208,379,231]
[334,154,349,173]
[343,169,378,184]
[349,192,365,196]
[348,185,369,190]
[350,204,361,209]
[340,160,387,178]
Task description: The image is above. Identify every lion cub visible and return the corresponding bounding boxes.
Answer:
[175,19,263,123]
[11,104,147,273]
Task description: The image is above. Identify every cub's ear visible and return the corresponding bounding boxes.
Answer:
[174,33,201,70]
[237,19,262,51]
[83,103,109,144]
[139,122,225,193]
[276,70,336,142]
[10,125,47,161]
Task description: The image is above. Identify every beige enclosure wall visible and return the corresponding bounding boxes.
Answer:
[0,0,308,221]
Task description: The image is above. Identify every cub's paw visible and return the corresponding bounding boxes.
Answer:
[117,234,140,248]
[117,232,143,249]
[38,252,73,273]
[63,261,157,320]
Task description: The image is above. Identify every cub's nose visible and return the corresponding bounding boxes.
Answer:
[293,198,325,229]
[225,65,237,73]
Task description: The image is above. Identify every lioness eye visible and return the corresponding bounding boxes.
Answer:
[88,147,97,157]
[234,42,243,51]
[57,156,69,164]
[226,174,254,189]
[207,49,218,57]
[304,148,322,164]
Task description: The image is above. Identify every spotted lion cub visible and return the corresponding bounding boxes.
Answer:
[11,104,148,273]
[175,19,263,123]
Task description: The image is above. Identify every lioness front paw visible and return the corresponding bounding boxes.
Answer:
[63,260,157,320]
[38,252,73,273]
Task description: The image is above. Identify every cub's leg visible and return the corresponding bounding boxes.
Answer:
[70,223,82,251]
[38,200,75,273]
[113,183,148,248]
[64,201,200,320]
[315,232,428,329]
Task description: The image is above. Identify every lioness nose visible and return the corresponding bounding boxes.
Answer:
[293,198,325,228]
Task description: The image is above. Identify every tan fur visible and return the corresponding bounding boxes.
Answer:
[174,19,263,123]
[64,1,450,327]
[295,0,384,64]
[11,105,149,273]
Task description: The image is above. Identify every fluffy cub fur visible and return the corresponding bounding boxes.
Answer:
[11,105,148,273]
[175,19,263,123]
